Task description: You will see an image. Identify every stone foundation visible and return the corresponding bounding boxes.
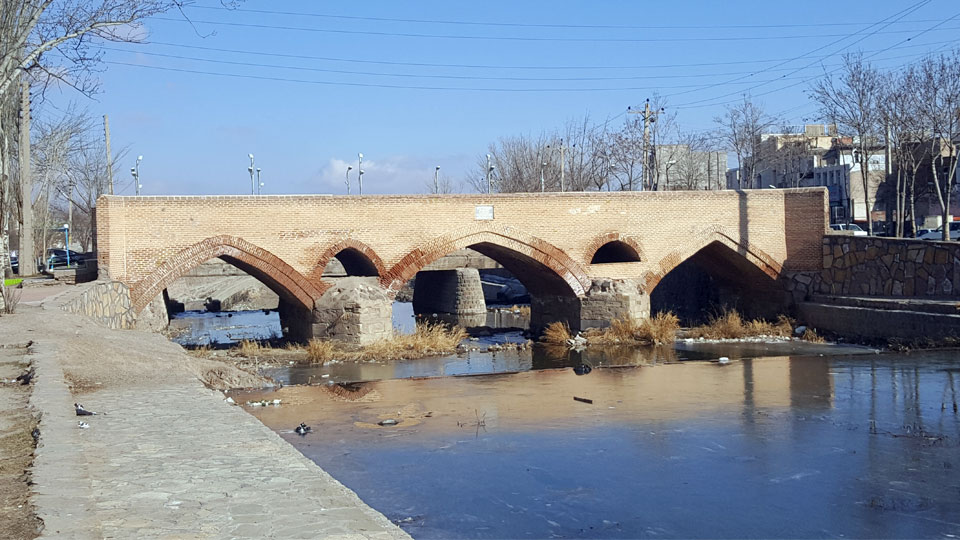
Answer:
[412,269,487,327]
[285,277,393,345]
[580,279,650,329]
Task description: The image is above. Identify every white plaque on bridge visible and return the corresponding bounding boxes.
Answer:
[475,205,494,221]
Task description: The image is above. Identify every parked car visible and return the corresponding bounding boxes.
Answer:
[9,251,17,274]
[829,223,868,236]
[918,222,960,241]
[44,248,85,268]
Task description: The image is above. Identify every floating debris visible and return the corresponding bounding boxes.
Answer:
[245,399,282,407]
[378,419,400,426]
[77,421,90,429]
[75,403,97,416]
[573,396,594,404]
[295,422,312,435]
[717,357,731,365]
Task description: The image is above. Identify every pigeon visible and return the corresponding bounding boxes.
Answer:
[15,367,35,385]
[75,403,97,416]
[295,423,312,435]
[77,421,90,429]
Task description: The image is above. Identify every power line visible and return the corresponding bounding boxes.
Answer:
[101,60,822,92]
[151,16,960,43]
[103,46,954,83]
[673,10,960,109]
[137,37,960,72]
[660,0,930,104]
[187,5,945,32]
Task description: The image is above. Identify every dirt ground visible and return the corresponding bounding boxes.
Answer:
[0,346,41,540]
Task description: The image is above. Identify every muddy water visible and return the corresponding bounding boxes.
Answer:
[232,350,960,539]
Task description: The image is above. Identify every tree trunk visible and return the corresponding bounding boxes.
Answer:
[860,146,873,236]
[18,81,35,276]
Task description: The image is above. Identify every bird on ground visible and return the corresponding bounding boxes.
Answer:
[77,421,90,429]
[75,403,97,416]
[295,423,312,435]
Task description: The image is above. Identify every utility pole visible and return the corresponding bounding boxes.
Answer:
[628,99,664,191]
[540,160,546,192]
[434,166,440,194]
[247,154,255,194]
[256,167,262,195]
[558,139,566,192]
[103,115,114,195]
[19,81,35,276]
[345,165,352,195]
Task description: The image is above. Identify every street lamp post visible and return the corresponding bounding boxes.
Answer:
[247,154,255,194]
[357,153,364,195]
[130,155,142,195]
[540,161,546,192]
[256,167,263,195]
[485,154,495,194]
[345,165,353,195]
[434,166,440,194]
[63,224,70,266]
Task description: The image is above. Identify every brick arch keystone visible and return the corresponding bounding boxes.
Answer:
[583,232,647,263]
[130,235,324,314]
[383,224,591,297]
[643,227,783,294]
[309,238,387,282]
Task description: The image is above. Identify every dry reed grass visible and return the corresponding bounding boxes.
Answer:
[306,338,336,364]
[540,321,573,345]
[688,309,794,340]
[588,312,679,345]
[357,322,467,361]
[801,328,825,343]
[237,340,264,357]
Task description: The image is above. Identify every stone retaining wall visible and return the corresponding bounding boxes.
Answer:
[813,235,959,298]
[59,280,136,330]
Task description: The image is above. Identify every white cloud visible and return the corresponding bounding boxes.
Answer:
[304,155,461,195]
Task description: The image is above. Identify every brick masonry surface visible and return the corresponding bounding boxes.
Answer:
[95,190,828,314]
[812,235,960,297]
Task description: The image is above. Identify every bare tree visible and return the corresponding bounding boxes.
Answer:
[911,51,960,241]
[0,0,224,275]
[713,95,778,189]
[881,68,927,237]
[810,53,884,235]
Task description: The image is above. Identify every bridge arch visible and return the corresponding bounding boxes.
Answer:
[644,228,785,323]
[383,225,591,297]
[585,232,646,264]
[311,238,386,281]
[129,235,324,314]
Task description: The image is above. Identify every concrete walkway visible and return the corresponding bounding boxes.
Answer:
[2,291,409,539]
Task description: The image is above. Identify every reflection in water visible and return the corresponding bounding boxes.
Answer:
[168,310,281,346]
[234,351,960,539]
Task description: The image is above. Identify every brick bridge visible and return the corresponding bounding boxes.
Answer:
[96,189,827,342]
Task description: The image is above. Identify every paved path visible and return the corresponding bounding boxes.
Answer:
[1,294,409,539]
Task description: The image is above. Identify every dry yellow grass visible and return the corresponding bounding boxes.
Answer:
[588,312,679,345]
[801,328,825,343]
[688,309,794,340]
[237,340,263,357]
[306,338,336,364]
[540,321,573,345]
[356,322,467,361]
[509,305,532,317]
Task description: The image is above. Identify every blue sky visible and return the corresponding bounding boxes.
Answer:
[43,0,960,196]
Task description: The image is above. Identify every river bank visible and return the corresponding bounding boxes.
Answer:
[0,296,408,539]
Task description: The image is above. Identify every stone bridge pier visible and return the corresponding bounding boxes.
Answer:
[95,190,827,344]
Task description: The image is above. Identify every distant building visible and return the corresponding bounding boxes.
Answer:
[652,144,727,190]
[810,139,886,225]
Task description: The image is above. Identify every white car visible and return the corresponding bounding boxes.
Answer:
[918,222,960,241]
[829,223,868,236]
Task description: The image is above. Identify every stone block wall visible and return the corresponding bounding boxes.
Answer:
[59,280,136,330]
[811,235,959,298]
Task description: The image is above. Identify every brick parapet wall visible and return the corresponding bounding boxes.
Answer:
[96,189,827,312]
[812,235,960,297]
